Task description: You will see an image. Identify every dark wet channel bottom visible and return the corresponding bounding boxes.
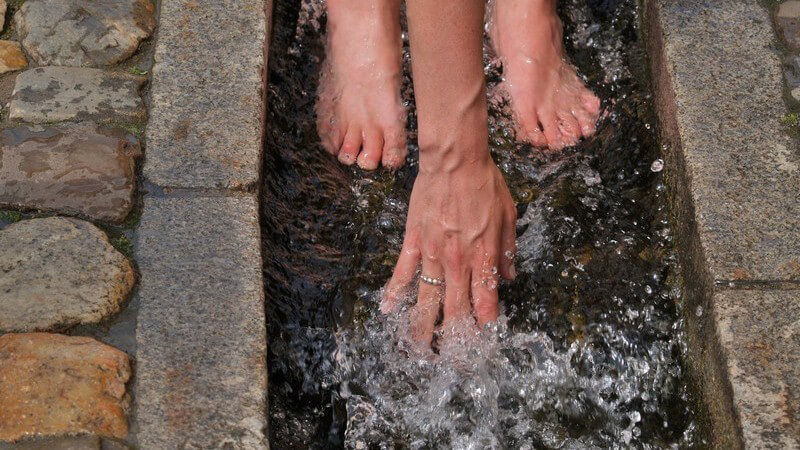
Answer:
[262,0,703,448]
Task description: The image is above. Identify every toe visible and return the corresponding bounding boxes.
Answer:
[381,125,407,169]
[539,112,565,150]
[338,127,362,165]
[519,110,548,148]
[582,92,602,115]
[572,107,597,138]
[357,128,384,170]
[557,112,581,147]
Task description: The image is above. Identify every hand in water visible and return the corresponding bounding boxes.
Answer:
[381,158,517,347]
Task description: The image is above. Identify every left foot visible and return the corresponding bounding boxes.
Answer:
[489,0,601,150]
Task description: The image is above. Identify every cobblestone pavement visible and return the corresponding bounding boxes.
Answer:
[0,0,155,447]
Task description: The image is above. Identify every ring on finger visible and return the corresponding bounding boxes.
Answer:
[420,274,445,287]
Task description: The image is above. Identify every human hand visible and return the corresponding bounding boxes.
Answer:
[381,158,517,347]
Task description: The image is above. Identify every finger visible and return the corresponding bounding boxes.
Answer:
[499,207,517,281]
[382,238,421,314]
[471,257,500,328]
[442,253,472,330]
[410,258,444,347]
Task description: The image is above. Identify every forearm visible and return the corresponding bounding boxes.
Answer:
[406,0,490,174]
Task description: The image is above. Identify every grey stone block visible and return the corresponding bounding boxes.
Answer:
[9,67,147,123]
[714,290,800,449]
[134,195,268,449]
[646,0,800,283]
[143,0,268,190]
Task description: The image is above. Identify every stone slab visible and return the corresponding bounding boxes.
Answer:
[0,333,131,442]
[14,0,155,67]
[714,290,800,449]
[0,123,141,223]
[646,0,800,283]
[0,218,135,332]
[143,0,268,190]
[9,67,146,123]
[134,195,268,448]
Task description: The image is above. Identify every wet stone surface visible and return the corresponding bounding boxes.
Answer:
[0,41,27,75]
[9,67,146,123]
[0,333,131,442]
[0,217,135,332]
[0,122,141,223]
[777,1,800,51]
[14,0,156,68]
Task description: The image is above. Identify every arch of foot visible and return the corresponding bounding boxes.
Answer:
[0,0,156,448]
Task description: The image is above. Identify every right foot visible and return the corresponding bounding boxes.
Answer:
[316,0,408,170]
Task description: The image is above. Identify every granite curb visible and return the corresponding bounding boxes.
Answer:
[644,0,800,448]
[133,0,273,447]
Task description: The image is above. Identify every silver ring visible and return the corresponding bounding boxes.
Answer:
[420,275,444,286]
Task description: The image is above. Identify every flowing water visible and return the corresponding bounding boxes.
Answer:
[262,0,703,447]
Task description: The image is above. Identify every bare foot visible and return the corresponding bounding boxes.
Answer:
[489,0,601,150]
[316,0,407,170]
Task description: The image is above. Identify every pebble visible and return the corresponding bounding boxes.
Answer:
[0,41,27,74]
[0,217,135,332]
[14,0,156,67]
[9,67,146,123]
[0,123,141,223]
[0,333,130,442]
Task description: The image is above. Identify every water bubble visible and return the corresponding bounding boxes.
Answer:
[650,159,664,172]
[644,285,653,295]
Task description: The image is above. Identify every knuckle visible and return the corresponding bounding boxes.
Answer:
[474,298,499,318]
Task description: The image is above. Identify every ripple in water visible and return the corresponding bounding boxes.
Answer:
[262,0,703,448]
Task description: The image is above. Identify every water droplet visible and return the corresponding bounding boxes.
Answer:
[644,285,653,295]
[650,159,664,172]
[504,250,515,260]
[695,306,704,317]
